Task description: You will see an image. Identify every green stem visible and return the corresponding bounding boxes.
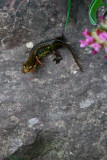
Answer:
[65,0,72,32]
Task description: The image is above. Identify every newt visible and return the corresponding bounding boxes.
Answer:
[22,36,83,73]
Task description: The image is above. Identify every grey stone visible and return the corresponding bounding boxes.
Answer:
[79,99,94,108]
[0,0,107,160]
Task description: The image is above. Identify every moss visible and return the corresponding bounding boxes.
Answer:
[9,141,58,160]
[8,132,59,160]
[8,155,20,160]
[57,149,64,159]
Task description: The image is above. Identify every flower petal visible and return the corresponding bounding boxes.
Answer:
[99,15,104,21]
[86,35,94,43]
[79,40,89,47]
[82,28,89,36]
[105,46,107,53]
[96,29,101,36]
[92,49,98,55]
[91,43,102,52]
[104,55,107,59]
[99,32,107,41]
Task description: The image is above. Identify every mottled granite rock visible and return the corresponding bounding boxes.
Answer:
[0,0,107,160]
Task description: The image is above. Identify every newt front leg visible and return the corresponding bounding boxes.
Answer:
[36,56,44,66]
[53,50,63,64]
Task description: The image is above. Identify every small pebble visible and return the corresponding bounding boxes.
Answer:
[26,42,34,48]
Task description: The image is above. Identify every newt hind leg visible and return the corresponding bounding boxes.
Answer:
[53,50,63,64]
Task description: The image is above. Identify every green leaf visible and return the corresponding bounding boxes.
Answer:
[99,3,107,6]
[89,0,96,9]
[65,0,72,32]
[89,0,103,25]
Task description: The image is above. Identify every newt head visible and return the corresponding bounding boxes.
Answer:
[22,62,37,73]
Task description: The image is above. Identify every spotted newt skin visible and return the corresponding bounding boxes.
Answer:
[22,36,82,73]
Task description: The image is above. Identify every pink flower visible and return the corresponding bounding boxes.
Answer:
[79,40,89,47]
[86,35,94,43]
[99,32,107,41]
[92,49,98,55]
[99,15,104,21]
[79,14,107,60]
[104,55,107,60]
[91,43,102,52]
[105,46,107,53]
[82,28,89,36]
[80,35,94,48]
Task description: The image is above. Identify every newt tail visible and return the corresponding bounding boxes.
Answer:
[22,36,83,73]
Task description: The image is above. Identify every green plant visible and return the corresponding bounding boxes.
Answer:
[89,0,107,25]
[65,0,107,31]
[65,0,72,31]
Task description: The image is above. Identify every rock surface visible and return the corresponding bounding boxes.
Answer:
[0,0,107,160]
